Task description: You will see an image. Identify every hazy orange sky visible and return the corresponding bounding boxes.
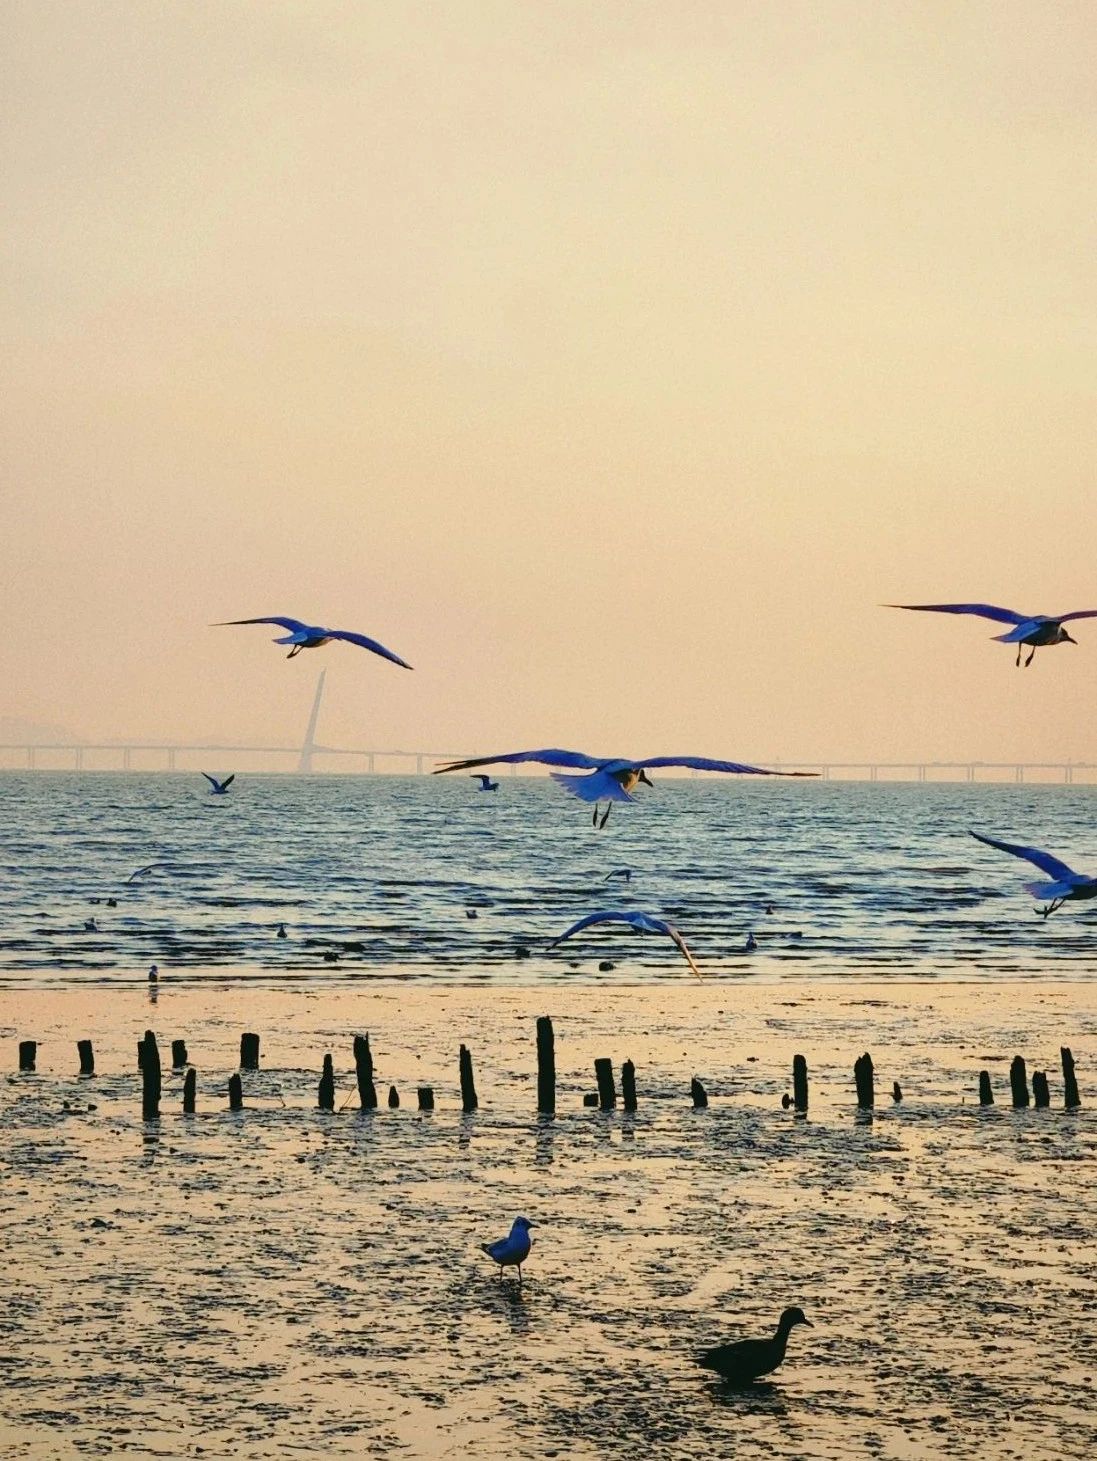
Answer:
[3,1,1094,765]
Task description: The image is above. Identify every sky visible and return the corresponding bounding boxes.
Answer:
[2,1,1094,767]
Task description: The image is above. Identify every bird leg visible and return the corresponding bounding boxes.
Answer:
[1024,645,1037,667]
[598,804,612,829]
[1036,898,1065,919]
[1015,644,1022,667]
[286,645,302,659]
[592,805,599,827]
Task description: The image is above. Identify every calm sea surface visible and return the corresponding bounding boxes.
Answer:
[1,772,1095,984]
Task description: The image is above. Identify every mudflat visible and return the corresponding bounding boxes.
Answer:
[2,979,1094,1458]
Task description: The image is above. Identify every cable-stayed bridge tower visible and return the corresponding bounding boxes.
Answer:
[297,670,326,773]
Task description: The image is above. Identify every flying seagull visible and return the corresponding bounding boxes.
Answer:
[126,863,172,884]
[970,830,1097,918]
[480,1216,534,1282]
[603,868,632,883]
[888,602,1097,667]
[202,772,235,795]
[550,910,703,979]
[470,774,499,791]
[434,749,813,827]
[216,615,412,668]
[696,1307,812,1384]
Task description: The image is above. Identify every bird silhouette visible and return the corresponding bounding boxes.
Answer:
[216,615,412,667]
[550,910,703,979]
[970,830,1097,917]
[696,1307,812,1384]
[480,1216,534,1281]
[202,772,235,795]
[471,774,499,791]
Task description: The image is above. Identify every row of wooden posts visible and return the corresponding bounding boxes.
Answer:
[14,1019,1083,1118]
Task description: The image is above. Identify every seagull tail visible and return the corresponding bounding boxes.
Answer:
[551,769,633,804]
[1023,878,1074,900]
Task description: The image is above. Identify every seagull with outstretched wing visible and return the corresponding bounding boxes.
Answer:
[970,830,1097,917]
[202,772,235,795]
[471,774,499,791]
[434,748,814,827]
[550,910,704,978]
[888,602,1097,667]
[216,615,412,667]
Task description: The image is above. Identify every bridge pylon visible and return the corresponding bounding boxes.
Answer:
[298,670,326,774]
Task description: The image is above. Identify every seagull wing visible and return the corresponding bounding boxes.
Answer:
[550,911,644,946]
[325,629,413,669]
[1056,609,1097,623]
[665,925,704,980]
[639,755,816,776]
[969,830,1082,883]
[886,603,1027,625]
[202,773,218,789]
[221,774,235,790]
[214,616,310,631]
[434,749,603,774]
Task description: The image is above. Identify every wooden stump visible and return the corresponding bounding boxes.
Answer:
[1061,1047,1081,1109]
[793,1054,808,1112]
[690,1076,708,1109]
[892,1082,903,1103]
[582,1092,599,1107]
[171,1039,188,1069]
[594,1057,616,1110]
[1010,1055,1030,1108]
[318,1054,335,1111]
[854,1052,875,1109]
[388,1085,400,1109]
[459,1044,478,1112]
[536,1016,556,1114]
[183,1067,196,1114]
[239,1032,260,1070]
[77,1040,94,1076]
[141,1030,161,1119]
[1032,1070,1050,1108]
[228,1073,243,1110]
[354,1034,377,1110]
[621,1059,637,1112]
[978,1071,993,1105]
[18,1040,36,1073]
[417,1086,435,1111]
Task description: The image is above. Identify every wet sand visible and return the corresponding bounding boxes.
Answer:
[2,979,1095,1459]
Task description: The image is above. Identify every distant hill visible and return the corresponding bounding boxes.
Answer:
[0,716,81,744]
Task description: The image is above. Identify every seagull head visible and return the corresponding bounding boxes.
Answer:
[512,1216,535,1232]
[637,769,653,787]
[779,1306,812,1330]
[1059,628,1077,645]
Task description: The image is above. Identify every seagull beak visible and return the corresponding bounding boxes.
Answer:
[1063,631,1077,644]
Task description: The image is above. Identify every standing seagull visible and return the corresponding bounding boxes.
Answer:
[550,910,703,979]
[434,749,814,828]
[216,615,412,668]
[696,1307,813,1384]
[480,1216,534,1282]
[888,602,1097,667]
[471,774,499,791]
[202,773,235,795]
[970,830,1097,918]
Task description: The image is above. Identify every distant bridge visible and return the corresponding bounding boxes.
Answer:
[3,673,1095,782]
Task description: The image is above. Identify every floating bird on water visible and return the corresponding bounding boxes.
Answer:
[888,602,1097,667]
[480,1216,534,1281]
[202,772,235,795]
[470,774,499,791]
[696,1307,812,1384]
[744,932,758,952]
[434,749,814,828]
[970,830,1097,918]
[215,615,412,668]
[603,868,632,883]
[550,910,703,979]
[276,923,287,939]
[83,918,98,933]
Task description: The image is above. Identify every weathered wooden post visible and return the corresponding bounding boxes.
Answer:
[77,1040,94,1076]
[621,1059,637,1112]
[182,1067,196,1114]
[459,1044,478,1112]
[1032,1070,1050,1108]
[594,1058,616,1110]
[141,1030,161,1119]
[318,1054,335,1111]
[417,1086,435,1111]
[388,1085,399,1108]
[1010,1056,1030,1108]
[582,1092,599,1107]
[1061,1047,1081,1109]
[240,1032,260,1070]
[793,1054,808,1112]
[691,1076,708,1109]
[171,1039,188,1068]
[18,1040,36,1072]
[854,1052,875,1108]
[353,1034,377,1110]
[978,1071,994,1105]
[536,1016,556,1114]
[228,1073,243,1110]
[137,1039,145,1070]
